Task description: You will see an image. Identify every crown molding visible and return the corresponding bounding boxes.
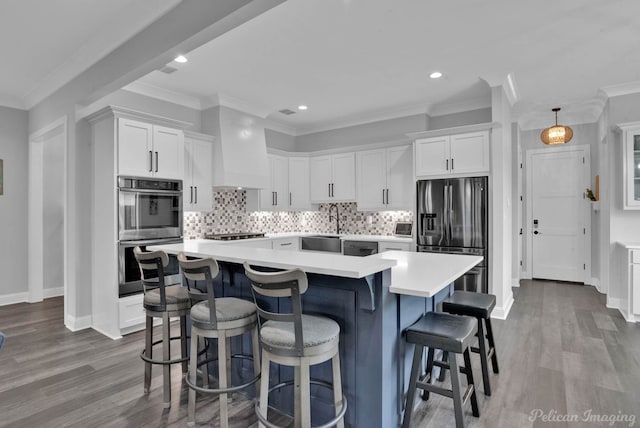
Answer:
[427,96,492,117]
[202,93,273,118]
[407,122,500,140]
[295,102,431,136]
[22,0,181,109]
[122,82,203,110]
[600,80,640,98]
[83,105,193,129]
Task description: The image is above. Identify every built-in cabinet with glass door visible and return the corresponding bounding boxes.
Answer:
[620,123,640,209]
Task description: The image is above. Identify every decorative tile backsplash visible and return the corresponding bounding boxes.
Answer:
[183,189,413,239]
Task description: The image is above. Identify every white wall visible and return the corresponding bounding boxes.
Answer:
[0,107,29,300]
[428,108,492,130]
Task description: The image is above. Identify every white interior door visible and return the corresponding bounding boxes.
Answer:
[530,149,586,282]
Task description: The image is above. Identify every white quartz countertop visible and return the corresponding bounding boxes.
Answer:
[149,239,396,279]
[265,232,413,243]
[369,251,483,298]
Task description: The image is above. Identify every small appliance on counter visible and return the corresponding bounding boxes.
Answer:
[394,221,413,237]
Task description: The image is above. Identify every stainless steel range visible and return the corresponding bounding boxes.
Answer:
[204,232,266,241]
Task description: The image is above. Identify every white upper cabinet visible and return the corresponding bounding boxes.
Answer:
[356,145,412,210]
[118,118,184,179]
[257,155,289,211]
[288,157,316,210]
[184,132,213,212]
[415,131,489,177]
[310,152,356,203]
[620,123,640,209]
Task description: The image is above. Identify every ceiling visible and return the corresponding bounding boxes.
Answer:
[3,0,640,134]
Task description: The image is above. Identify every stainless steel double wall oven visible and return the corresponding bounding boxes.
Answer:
[117,176,183,296]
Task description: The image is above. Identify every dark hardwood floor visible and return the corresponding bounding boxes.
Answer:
[1,280,639,427]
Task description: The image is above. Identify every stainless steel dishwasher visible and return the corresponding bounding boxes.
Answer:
[343,240,378,256]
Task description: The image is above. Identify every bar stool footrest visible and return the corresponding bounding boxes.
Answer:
[185,354,261,395]
[140,335,191,365]
[255,379,347,428]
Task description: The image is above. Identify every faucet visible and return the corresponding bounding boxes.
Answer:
[328,203,341,234]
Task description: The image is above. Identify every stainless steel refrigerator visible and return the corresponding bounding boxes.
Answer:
[416,176,488,293]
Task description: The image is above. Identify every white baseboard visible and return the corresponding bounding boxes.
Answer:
[91,325,123,341]
[511,277,521,288]
[0,292,29,306]
[492,294,514,320]
[605,297,636,322]
[589,277,604,294]
[520,270,532,280]
[65,314,93,332]
[44,287,64,298]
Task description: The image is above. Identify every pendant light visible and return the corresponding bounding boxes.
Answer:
[540,107,573,145]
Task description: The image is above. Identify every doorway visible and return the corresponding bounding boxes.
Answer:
[525,145,590,283]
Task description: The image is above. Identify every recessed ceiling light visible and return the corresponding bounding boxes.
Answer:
[429,71,443,79]
[174,55,188,63]
[298,105,308,110]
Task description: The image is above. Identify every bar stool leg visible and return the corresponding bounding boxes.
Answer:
[402,344,424,428]
[437,351,448,382]
[187,330,198,427]
[258,354,270,428]
[300,359,311,428]
[144,316,153,394]
[199,337,209,388]
[251,327,261,396]
[180,316,188,373]
[421,347,435,401]
[448,353,465,428]
[332,352,345,428]
[462,348,480,417]
[476,318,491,396]
[162,311,171,408]
[218,331,229,428]
[485,318,500,373]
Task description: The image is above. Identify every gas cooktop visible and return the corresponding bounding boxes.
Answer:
[204,232,266,241]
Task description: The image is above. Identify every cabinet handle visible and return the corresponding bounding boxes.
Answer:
[382,189,386,204]
[275,191,278,206]
[451,158,454,170]
[328,183,331,197]
[386,188,389,205]
[190,186,193,203]
[194,187,198,204]
[289,192,292,206]
[446,159,449,170]
[331,183,335,197]
[149,151,153,172]
[280,242,292,246]
[155,152,159,172]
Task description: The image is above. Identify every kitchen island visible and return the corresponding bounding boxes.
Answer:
[150,239,482,428]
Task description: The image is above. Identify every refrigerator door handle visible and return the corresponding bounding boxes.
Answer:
[443,183,449,242]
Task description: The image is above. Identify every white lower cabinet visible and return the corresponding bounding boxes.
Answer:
[630,249,640,321]
[119,294,146,332]
[378,241,412,252]
[272,237,300,251]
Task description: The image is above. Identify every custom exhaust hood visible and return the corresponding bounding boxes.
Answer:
[204,105,269,189]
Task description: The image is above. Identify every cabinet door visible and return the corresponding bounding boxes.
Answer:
[356,149,387,210]
[449,131,489,174]
[331,152,356,201]
[289,157,314,210]
[118,118,153,177]
[386,145,413,209]
[152,126,184,179]
[623,127,640,209]
[310,156,333,202]
[185,137,212,211]
[415,136,450,176]
[272,156,289,210]
[259,157,275,210]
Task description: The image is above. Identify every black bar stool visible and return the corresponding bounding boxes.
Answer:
[442,291,499,396]
[178,254,261,428]
[402,311,479,428]
[243,262,347,428]
[134,247,191,408]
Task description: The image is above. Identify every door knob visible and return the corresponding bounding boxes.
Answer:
[534,231,540,235]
